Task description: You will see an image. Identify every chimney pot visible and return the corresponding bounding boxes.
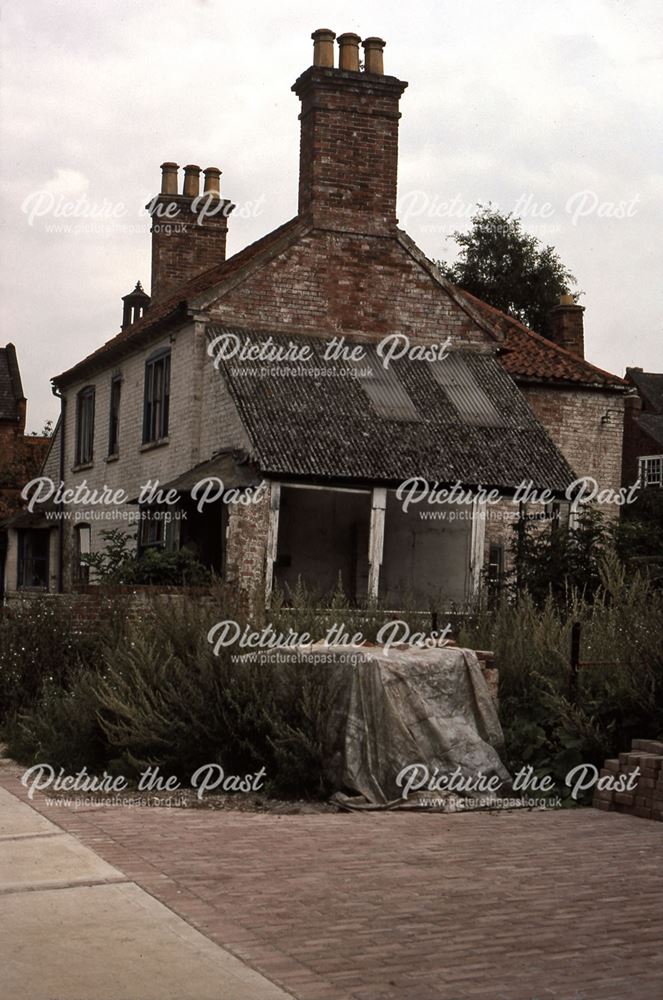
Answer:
[362,36,386,75]
[203,166,222,196]
[160,162,179,195]
[311,28,336,68]
[559,293,575,306]
[293,31,407,233]
[337,32,361,72]
[183,164,201,198]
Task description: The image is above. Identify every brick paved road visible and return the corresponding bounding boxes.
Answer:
[2,771,661,1000]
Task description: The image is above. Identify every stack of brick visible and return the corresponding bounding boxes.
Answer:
[593,738,663,821]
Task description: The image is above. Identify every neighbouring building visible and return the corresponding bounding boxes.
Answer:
[0,345,51,597]
[2,30,627,608]
[622,368,663,489]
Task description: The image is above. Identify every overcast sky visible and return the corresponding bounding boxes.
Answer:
[1,0,661,432]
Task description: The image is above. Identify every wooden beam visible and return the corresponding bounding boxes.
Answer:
[264,481,281,605]
[468,497,487,599]
[367,487,387,601]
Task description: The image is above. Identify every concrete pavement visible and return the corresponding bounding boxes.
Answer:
[0,785,293,1000]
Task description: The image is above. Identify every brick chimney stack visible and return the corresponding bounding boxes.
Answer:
[147,162,235,303]
[546,294,585,358]
[292,29,408,235]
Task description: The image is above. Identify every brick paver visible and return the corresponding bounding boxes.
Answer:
[1,769,661,1000]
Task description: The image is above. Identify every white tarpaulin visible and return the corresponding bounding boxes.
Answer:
[315,644,510,805]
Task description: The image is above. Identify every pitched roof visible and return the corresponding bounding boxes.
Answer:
[0,344,25,421]
[638,414,663,450]
[53,216,623,394]
[53,217,307,385]
[455,290,624,390]
[626,369,663,413]
[211,326,575,492]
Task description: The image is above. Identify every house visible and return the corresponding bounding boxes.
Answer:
[622,368,663,489]
[2,29,627,609]
[0,345,51,596]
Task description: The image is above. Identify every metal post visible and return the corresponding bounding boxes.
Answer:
[569,621,581,702]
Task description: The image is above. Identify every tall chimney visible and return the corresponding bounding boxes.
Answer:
[147,162,235,303]
[292,29,407,235]
[546,295,585,358]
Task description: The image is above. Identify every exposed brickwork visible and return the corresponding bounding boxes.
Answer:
[149,194,233,303]
[207,229,492,345]
[545,301,585,358]
[293,66,407,235]
[593,739,663,821]
[2,587,215,630]
[0,427,50,519]
[224,489,271,615]
[522,386,625,499]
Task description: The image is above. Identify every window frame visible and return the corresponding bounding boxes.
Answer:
[74,524,92,586]
[142,348,171,445]
[138,506,171,551]
[75,386,96,466]
[17,529,50,591]
[108,374,122,457]
[638,455,663,488]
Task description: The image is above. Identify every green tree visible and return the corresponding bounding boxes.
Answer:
[438,204,577,333]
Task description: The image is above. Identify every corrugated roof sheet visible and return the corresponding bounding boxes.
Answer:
[210,326,576,492]
[429,353,504,427]
[355,346,421,422]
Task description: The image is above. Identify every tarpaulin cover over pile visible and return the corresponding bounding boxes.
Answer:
[315,645,510,804]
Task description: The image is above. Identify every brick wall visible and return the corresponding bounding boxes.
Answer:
[521,385,625,505]
[6,319,250,595]
[294,66,407,235]
[224,488,271,615]
[3,586,215,630]
[150,195,232,303]
[206,229,492,347]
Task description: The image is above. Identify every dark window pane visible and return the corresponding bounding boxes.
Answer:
[143,351,171,444]
[108,377,121,456]
[76,387,95,464]
[17,530,50,589]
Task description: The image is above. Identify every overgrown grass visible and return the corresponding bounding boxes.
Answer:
[457,554,663,798]
[1,558,661,802]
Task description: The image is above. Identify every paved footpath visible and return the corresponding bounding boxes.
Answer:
[0,780,292,1000]
[1,767,662,1000]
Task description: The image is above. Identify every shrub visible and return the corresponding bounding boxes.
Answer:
[458,553,663,801]
[0,600,99,723]
[93,597,338,796]
[5,669,108,772]
[3,559,661,804]
[82,528,211,586]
